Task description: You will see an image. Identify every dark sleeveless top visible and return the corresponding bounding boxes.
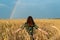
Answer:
[21,23,38,36]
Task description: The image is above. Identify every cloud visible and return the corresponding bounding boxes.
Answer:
[0,4,9,8]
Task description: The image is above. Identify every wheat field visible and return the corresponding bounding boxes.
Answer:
[0,19,60,40]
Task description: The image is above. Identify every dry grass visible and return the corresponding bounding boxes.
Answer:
[0,19,60,40]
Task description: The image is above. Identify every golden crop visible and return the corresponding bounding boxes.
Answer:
[0,19,60,40]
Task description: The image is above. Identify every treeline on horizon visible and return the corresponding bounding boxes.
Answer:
[0,18,60,19]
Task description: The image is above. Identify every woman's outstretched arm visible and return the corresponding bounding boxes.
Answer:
[38,28,48,35]
[12,24,25,34]
[14,28,21,33]
[34,25,48,35]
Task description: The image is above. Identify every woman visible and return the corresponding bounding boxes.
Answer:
[14,16,48,40]
[22,16,38,40]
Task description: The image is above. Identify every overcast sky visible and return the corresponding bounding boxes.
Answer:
[0,0,60,19]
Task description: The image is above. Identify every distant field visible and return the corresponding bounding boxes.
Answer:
[0,19,60,40]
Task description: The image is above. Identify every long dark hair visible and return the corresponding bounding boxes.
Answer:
[26,16,35,25]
